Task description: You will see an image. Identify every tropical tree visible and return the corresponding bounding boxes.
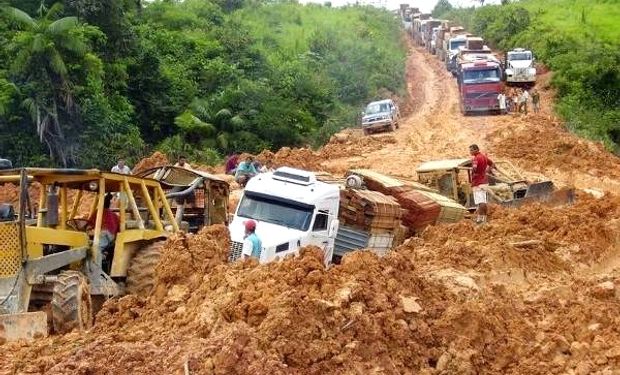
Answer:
[2,3,102,166]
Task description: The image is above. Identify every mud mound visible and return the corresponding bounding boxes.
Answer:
[414,195,620,275]
[3,203,620,374]
[132,152,169,174]
[257,147,323,171]
[489,117,620,181]
[322,130,397,160]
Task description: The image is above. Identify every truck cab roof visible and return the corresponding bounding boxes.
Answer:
[245,167,339,206]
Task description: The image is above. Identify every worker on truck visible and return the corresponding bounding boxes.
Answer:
[469,144,495,224]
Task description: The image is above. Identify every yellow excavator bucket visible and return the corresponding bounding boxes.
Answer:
[0,312,48,342]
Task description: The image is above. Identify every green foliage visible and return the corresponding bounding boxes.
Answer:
[432,0,453,18]
[440,0,620,152]
[0,0,406,167]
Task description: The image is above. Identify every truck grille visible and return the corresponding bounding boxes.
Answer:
[228,241,243,262]
[515,67,528,77]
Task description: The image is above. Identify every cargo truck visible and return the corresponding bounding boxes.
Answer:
[456,57,503,115]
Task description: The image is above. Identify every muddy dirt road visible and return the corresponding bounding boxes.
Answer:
[2,43,620,375]
[322,46,620,195]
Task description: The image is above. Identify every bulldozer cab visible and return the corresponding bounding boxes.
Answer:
[0,168,179,341]
[416,159,473,206]
[416,159,566,209]
[136,166,230,233]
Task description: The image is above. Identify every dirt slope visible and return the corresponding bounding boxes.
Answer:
[2,43,620,375]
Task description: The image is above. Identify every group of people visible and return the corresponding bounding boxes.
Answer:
[497,88,540,115]
[225,152,274,187]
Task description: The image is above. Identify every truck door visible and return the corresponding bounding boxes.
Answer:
[310,208,338,266]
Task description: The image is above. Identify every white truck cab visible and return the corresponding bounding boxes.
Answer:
[228,167,340,266]
[505,48,536,84]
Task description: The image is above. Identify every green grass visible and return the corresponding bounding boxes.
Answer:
[519,0,620,44]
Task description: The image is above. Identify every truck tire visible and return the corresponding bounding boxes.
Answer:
[363,128,370,136]
[51,271,93,334]
[389,122,396,132]
[126,240,165,297]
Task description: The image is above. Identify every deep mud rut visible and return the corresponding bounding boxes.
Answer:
[2,41,620,375]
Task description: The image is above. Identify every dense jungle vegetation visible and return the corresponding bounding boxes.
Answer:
[0,0,406,167]
[434,0,620,153]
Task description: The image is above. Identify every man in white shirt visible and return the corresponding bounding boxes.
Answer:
[519,90,530,115]
[174,155,193,170]
[497,93,507,115]
[111,159,131,175]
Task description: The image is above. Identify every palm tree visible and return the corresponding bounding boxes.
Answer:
[2,3,90,166]
[174,98,246,153]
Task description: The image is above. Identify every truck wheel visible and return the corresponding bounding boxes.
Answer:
[126,240,165,297]
[363,128,370,136]
[389,122,396,132]
[51,271,93,334]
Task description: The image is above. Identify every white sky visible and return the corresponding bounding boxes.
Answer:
[299,0,502,12]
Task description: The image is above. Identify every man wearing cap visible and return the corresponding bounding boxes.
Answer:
[469,144,495,224]
[241,219,262,260]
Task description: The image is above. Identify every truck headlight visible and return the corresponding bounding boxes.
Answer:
[529,68,536,75]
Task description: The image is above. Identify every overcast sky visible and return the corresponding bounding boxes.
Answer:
[299,0,502,12]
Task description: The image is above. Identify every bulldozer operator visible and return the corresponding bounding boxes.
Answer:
[469,144,497,224]
[88,193,120,261]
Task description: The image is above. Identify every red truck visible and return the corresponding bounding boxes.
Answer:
[456,58,503,115]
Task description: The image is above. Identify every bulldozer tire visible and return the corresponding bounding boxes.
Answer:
[126,241,165,297]
[51,271,93,334]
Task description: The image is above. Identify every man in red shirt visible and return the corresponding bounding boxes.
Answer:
[469,144,495,223]
[89,194,120,256]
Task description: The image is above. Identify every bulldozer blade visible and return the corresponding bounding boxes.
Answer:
[548,187,576,206]
[524,181,555,200]
[0,312,48,342]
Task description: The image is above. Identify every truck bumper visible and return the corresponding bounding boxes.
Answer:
[362,120,393,130]
[506,76,536,83]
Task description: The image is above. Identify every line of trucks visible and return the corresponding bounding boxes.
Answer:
[399,4,537,115]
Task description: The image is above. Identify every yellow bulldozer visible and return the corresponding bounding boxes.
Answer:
[0,167,228,342]
[415,159,575,210]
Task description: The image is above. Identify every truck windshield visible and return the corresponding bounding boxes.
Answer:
[237,192,314,231]
[365,103,389,115]
[462,68,501,84]
[450,40,466,50]
[508,52,532,61]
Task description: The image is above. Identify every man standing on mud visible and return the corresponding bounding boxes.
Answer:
[532,89,541,113]
[469,144,494,224]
